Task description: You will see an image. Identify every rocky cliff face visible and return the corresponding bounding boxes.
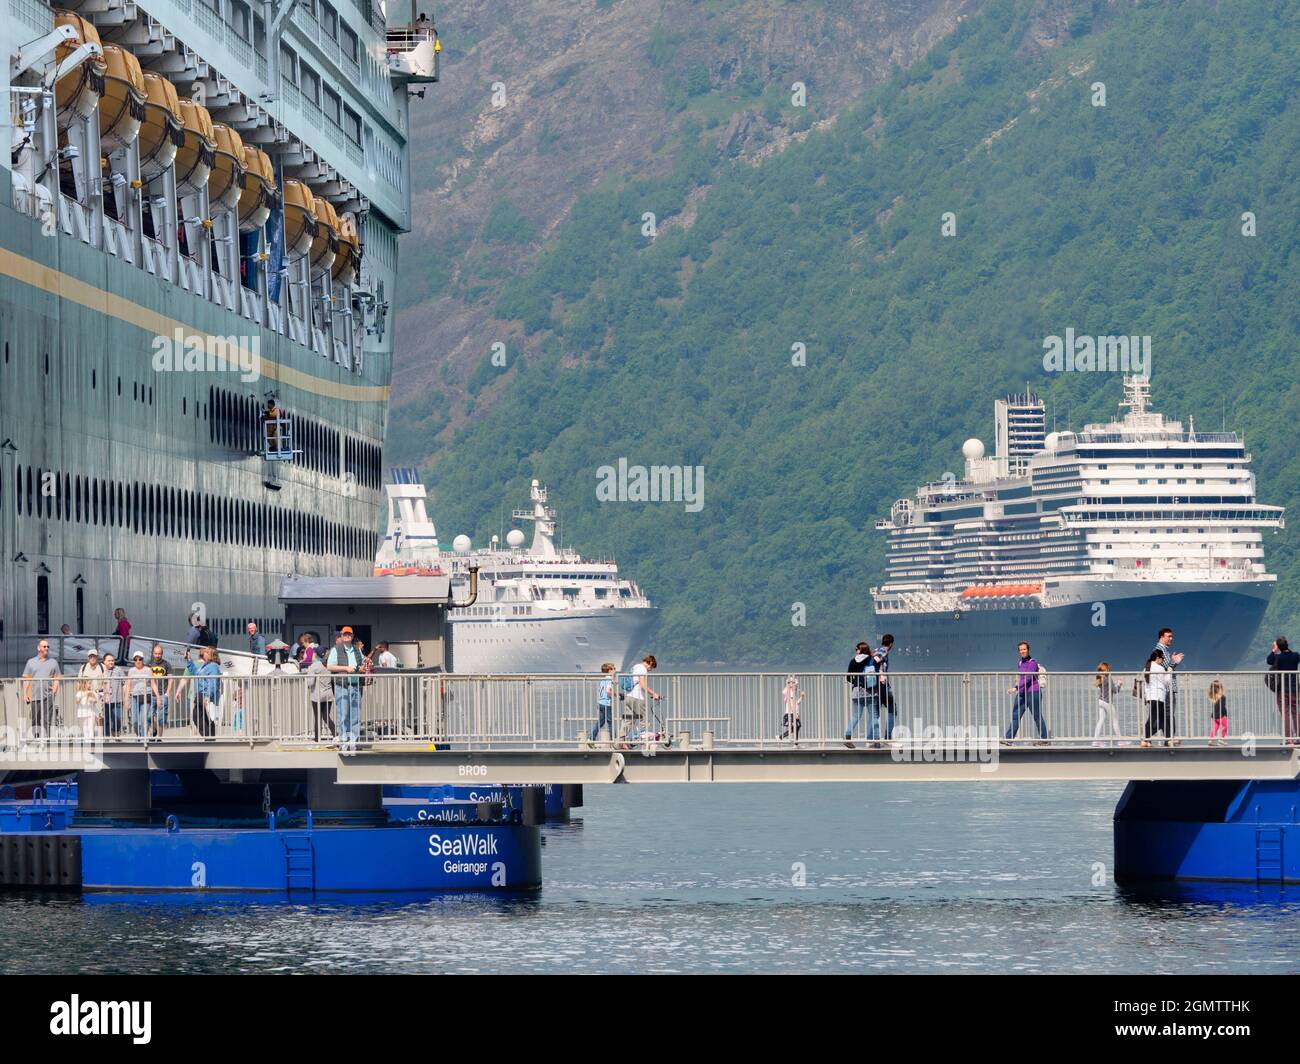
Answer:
[392,0,973,439]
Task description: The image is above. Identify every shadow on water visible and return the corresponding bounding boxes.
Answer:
[0,886,544,914]
[1117,880,1300,912]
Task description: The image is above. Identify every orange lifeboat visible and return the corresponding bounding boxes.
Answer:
[331,211,361,285]
[208,123,245,211]
[97,45,145,153]
[237,146,277,232]
[137,74,183,179]
[53,11,106,129]
[173,97,215,195]
[309,196,339,278]
[281,178,316,256]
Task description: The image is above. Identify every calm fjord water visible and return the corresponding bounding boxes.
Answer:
[2,782,1298,974]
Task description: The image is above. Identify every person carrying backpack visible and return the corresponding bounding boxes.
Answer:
[619,655,661,746]
[844,642,881,748]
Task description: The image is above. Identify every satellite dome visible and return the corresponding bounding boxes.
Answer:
[531,478,539,487]
[961,438,985,461]
[1044,431,1061,452]
[452,534,472,554]
[506,528,526,548]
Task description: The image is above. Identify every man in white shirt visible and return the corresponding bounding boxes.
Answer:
[620,654,661,743]
[375,642,399,669]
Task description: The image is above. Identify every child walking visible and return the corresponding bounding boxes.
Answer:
[1092,662,1123,746]
[780,675,803,742]
[590,662,616,742]
[1208,678,1229,746]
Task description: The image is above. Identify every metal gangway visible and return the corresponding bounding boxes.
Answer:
[1,670,1297,785]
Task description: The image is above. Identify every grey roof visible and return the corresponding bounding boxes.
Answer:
[279,575,452,605]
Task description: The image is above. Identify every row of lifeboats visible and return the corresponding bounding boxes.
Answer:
[50,10,360,284]
[372,566,448,577]
[960,584,1044,599]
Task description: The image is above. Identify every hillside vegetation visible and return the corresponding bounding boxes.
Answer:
[395,0,1300,667]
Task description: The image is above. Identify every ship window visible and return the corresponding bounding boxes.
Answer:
[117,376,122,396]
[279,43,297,84]
[323,87,342,127]
[230,0,251,41]
[92,369,96,389]
[36,575,49,635]
[301,66,320,107]
[343,107,361,146]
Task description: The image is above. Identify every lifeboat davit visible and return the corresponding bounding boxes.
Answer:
[137,74,183,179]
[208,123,246,211]
[332,212,361,285]
[237,146,276,232]
[53,11,106,129]
[97,45,145,153]
[281,178,316,256]
[173,97,215,196]
[309,196,339,278]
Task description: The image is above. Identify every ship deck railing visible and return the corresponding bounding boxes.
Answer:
[1,670,1298,753]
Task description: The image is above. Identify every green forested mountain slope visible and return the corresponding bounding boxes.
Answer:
[402,0,1300,668]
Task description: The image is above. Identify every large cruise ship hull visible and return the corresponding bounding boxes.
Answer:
[878,581,1273,672]
[448,607,658,674]
[0,193,384,659]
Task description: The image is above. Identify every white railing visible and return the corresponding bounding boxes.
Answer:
[0,670,1295,752]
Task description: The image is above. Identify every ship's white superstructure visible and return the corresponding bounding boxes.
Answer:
[375,472,657,673]
[871,377,1284,669]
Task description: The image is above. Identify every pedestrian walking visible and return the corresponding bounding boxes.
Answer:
[1141,647,1175,747]
[1092,662,1123,746]
[1004,641,1048,743]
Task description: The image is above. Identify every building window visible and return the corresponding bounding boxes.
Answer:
[321,2,338,39]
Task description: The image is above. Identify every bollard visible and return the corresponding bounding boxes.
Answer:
[519,787,545,826]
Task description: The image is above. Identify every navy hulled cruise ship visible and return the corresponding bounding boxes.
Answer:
[0,0,438,664]
[871,377,1284,670]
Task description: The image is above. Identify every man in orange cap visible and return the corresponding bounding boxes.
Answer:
[327,626,364,753]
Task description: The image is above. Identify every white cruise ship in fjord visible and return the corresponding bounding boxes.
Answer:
[374,472,657,673]
[871,377,1284,671]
